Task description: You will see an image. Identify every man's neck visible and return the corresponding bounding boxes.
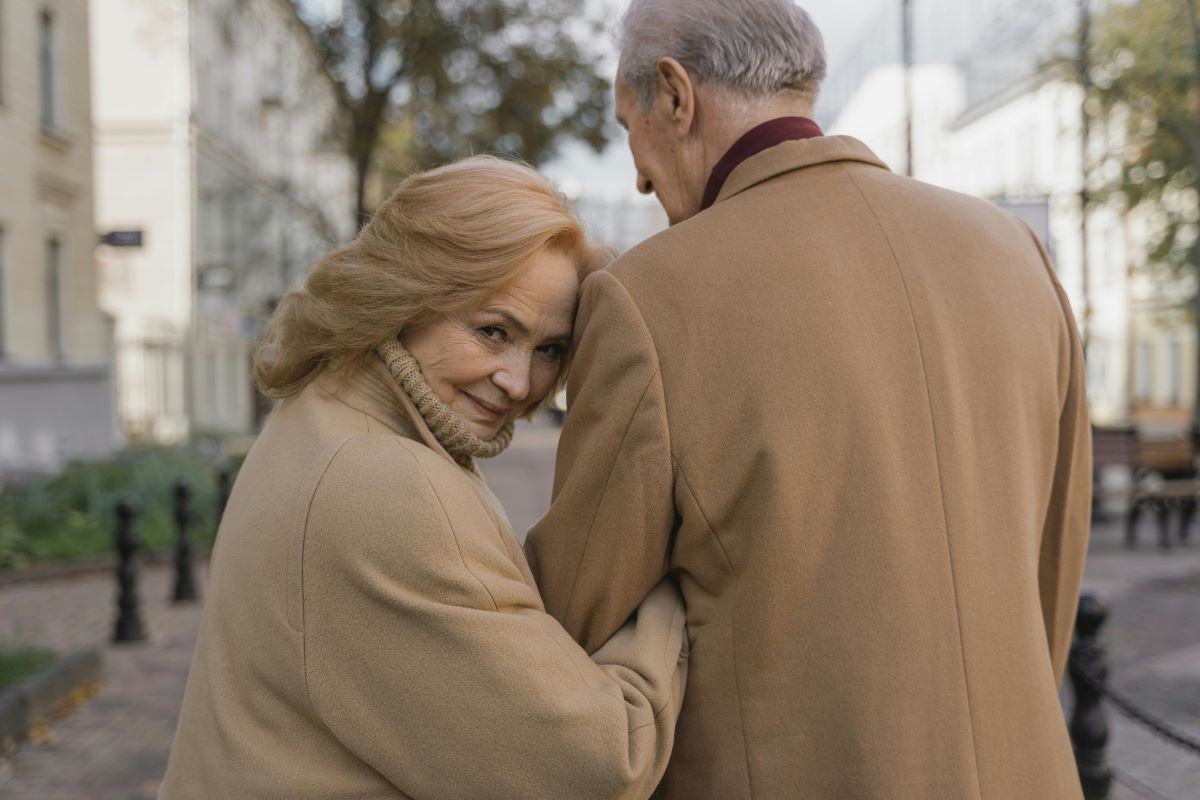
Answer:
[702,92,816,179]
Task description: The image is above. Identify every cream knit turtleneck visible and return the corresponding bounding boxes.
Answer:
[376,339,514,468]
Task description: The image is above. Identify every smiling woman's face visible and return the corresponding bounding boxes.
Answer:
[400,249,579,441]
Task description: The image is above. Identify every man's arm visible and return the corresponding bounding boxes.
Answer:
[1033,233,1093,687]
[526,269,677,654]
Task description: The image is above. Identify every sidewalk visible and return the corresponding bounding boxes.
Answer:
[0,564,205,800]
[1077,520,1200,800]
[0,509,1196,798]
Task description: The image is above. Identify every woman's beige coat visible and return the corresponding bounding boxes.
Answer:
[159,358,686,799]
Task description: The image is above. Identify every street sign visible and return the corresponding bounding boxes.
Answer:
[100,230,144,248]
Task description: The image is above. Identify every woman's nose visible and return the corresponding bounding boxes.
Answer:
[493,354,531,404]
[637,172,653,195]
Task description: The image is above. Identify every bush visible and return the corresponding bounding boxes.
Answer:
[0,448,239,570]
[0,645,56,692]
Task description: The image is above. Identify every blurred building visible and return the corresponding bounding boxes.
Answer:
[0,0,117,475]
[819,0,1188,427]
[572,191,667,255]
[91,0,356,444]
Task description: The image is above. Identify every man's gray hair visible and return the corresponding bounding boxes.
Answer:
[618,0,827,110]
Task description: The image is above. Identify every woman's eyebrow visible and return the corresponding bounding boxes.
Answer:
[483,308,531,335]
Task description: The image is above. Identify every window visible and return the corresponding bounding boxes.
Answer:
[39,8,58,130]
[1136,341,1153,404]
[45,236,62,362]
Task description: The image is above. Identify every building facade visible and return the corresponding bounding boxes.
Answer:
[820,0,1191,427]
[91,0,355,443]
[0,0,117,475]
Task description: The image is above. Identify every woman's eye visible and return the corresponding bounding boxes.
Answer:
[478,326,506,343]
[536,344,565,361]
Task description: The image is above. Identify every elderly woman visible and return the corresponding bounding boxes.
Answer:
[159,157,687,799]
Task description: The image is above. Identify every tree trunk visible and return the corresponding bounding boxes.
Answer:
[355,139,373,229]
[349,88,391,230]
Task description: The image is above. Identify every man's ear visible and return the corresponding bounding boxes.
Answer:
[655,57,696,136]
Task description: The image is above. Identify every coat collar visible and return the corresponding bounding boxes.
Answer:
[312,357,518,540]
[712,135,890,209]
[315,356,484,477]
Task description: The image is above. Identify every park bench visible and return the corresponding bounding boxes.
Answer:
[1092,425,1197,549]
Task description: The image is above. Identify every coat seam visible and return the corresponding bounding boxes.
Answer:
[843,164,986,800]
[560,365,663,630]
[558,271,677,636]
[534,615,636,713]
[673,462,735,575]
[405,447,503,613]
[674,460,753,797]
[386,444,651,727]
[298,434,361,722]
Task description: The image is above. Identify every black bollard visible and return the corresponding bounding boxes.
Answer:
[1124,497,1141,549]
[172,480,199,603]
[216,466,231,539]
[1069,594,1112,800]
[1156,501,1172,552]
[113,501,147,643]
[1181,498,1196,544]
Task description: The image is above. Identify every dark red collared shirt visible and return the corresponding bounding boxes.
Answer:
[699,117,824,212]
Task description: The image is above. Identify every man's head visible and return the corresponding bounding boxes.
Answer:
[615,0,827,224]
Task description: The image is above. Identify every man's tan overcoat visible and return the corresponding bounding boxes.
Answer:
[159,357,687,799]
[527,136,1091,799]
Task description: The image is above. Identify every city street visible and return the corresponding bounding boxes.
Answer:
[0,419,1197,799]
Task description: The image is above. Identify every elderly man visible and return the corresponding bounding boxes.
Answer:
[526,0,1091,797]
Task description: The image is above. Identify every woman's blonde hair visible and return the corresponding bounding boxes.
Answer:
[254,156,608,403]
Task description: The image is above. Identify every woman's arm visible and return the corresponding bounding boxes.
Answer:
[300,434,687,800]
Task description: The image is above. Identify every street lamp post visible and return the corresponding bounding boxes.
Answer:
[902,0,914,178]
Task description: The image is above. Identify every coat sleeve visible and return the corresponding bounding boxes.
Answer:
[301,435,687,800]
[525,269,678,654]
[1032,232,1093,688]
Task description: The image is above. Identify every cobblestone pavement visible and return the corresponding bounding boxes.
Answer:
[0,564,206,799]
[0,418,1198,798]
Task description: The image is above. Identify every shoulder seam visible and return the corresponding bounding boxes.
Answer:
[298,433,360,718]
[406,448,503,612]
[300,434,503,724]
[590,269,674,458]
[560,367,663,629]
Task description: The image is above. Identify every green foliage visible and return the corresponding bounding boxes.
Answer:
[1084,0,1200,281]
[0,448,233,571]
[0,646,56,692]
[294,0,613,220]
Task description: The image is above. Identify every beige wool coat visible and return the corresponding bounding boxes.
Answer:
[159,357,687,800]
[527,136,1091,799]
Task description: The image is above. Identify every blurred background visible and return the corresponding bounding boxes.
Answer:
[0,1,1197,798]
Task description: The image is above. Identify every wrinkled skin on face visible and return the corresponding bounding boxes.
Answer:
[401,250,579,441]
[615,63,708,226]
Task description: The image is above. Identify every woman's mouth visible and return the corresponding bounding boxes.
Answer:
[461,391,510,422]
